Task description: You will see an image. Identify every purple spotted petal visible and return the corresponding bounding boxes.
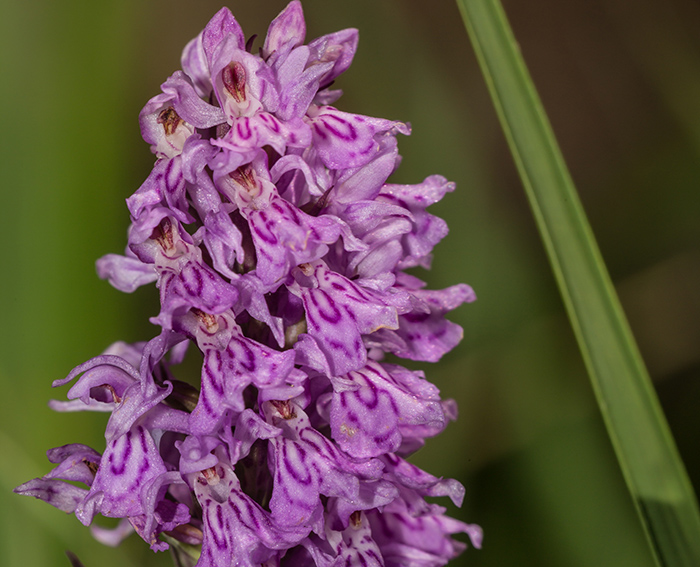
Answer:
[195,463,308,567]
[308,106,409,170]
[216,113,311,155]
[391,283,475,362]
[76,424,167,525]
[367,498,483,566]
[264,401,386,531]
[327,361,445,459]
[128,155,191,223]
[153,260,239,331]
[291,262,401,376]
[189,330,296,434]
[382,453,465,508]
[247,198,347,287]
[18,4,481,563]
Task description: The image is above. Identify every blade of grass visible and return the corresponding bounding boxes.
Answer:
[455,1,700,565]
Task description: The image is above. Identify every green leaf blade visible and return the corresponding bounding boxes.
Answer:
[456,1,700,565]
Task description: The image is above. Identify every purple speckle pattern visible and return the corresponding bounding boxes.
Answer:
[16,2,481,565]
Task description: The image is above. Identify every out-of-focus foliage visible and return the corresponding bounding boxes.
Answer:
[1,1,698,566]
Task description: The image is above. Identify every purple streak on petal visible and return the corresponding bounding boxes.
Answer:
[382,453,465,508]
[20,4,482,562]
[14,478,88,513]
[292,262,401,376]
[128,156,191,223]
[367,498,482,565]
[76,425,167,525]
[215,113,311,156]
[195,462,307,567]
[329,361,444,459]
[154,260,239,331]
[248,198,348,286]
[309,106,409,170]
[332,512,384,567]
[189,330,296,435]
[388,283,476,362]
[265,401,386,531]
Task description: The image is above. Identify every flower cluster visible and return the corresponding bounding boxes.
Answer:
[16,3,481,565]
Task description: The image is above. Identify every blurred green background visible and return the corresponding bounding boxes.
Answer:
[2,1,699,566]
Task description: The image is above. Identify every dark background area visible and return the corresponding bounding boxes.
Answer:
[2,1,699,565]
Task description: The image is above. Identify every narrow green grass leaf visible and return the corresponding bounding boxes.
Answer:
[455,1,700,565]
